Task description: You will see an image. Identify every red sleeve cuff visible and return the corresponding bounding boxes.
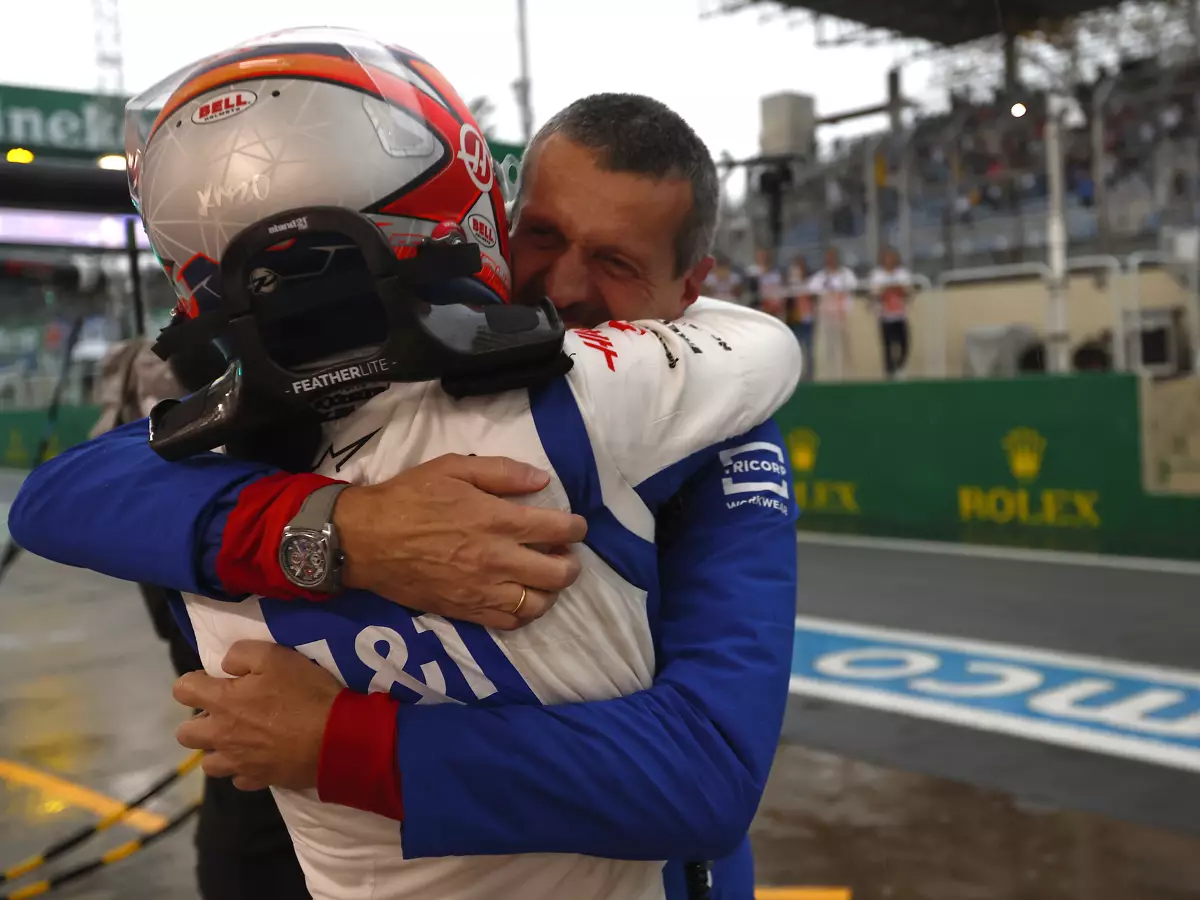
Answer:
[216,471,345,600]
[317,689,404,820]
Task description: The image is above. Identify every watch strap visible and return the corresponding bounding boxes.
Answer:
[290,482,350,535]
[279,482,351,593]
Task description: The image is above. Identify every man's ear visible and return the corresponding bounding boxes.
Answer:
[681,255,715,307]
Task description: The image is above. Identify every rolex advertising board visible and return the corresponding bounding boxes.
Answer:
[774,374,1200,560]
[784,426,861,517]
[0,406,102,469]
[957,427,1101,530]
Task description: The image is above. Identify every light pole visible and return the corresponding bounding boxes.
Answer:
[513,0,534,146]
[1044,91,1070,374]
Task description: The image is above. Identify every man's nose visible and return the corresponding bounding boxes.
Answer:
[543,246,592,308]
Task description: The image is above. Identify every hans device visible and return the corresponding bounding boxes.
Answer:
[147,206,571,461]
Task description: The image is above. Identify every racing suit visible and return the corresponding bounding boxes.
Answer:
[10,300,801,900]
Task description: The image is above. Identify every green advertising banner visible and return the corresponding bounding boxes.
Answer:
[775,373,1200,560]
[487,139,525,162]
[0,85,125,161]
[10,373,1196,561]
[0,406,102,469]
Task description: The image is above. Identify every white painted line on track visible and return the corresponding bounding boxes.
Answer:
[795,530,1200,576]
[789,674,1200,774]
[793,614,1200,687]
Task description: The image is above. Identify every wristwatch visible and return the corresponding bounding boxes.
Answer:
[278,483,351,593]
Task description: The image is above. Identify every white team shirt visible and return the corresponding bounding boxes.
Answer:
[806,267,858,320]
[868,265,912,322]
[182,298,802,900]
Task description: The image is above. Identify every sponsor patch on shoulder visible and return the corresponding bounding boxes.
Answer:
[719,440,790,513]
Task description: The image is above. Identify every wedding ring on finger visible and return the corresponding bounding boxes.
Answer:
[510,586,528,616]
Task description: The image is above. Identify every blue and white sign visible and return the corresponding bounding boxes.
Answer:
[791,616,1200,772]
[718,440,790,515]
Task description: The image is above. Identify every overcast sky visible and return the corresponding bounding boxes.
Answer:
[0,0,939,167]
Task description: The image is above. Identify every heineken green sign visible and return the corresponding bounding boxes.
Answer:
[488,139,524,162]
[0,84,126,160]
[0,82,524,168]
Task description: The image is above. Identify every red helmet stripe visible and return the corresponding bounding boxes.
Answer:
[153,53,384,140]
[406,58,474,123]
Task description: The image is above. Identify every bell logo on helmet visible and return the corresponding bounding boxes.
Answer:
[192,89,258,125]
[466,214,497,248]
[457,123,493,192]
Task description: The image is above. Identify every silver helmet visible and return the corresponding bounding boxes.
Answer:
[124,25,512,318]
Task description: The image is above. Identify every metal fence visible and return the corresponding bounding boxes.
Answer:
[813,252,1199,384]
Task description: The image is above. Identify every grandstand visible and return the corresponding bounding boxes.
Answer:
[770,54,1200,274]
[711,0,1200,273]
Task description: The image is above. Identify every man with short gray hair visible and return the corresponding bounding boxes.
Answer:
[509,92,720,328]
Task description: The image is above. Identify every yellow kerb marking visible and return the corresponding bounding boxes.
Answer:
[755,889,852,900]
[0,759,167,833]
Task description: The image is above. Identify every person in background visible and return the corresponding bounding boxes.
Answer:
[868,246,914,380]
[750,248,785,320]
[807,246,857,381]
[703,256,745,304]
[784,254,815,379]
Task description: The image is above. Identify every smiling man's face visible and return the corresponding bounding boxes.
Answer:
[509,134,713,329]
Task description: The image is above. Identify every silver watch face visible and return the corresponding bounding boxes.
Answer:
[281,533,330,588]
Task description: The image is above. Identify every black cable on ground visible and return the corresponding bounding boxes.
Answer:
[0,750,203,885]
[0,800,201,900]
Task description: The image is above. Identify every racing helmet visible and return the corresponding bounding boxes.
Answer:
[125,27,567,459]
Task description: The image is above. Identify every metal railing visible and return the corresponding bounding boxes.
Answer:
[933,262,1051,378]
[1127,249,1200,373]
[914,252,1195,380]
[1067,254,1125,371]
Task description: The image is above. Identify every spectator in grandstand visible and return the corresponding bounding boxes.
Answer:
[780,53,1200,270]
[868,246,913,379]
[808,246,857,381]
[783,254,816,379]
[11,85,797,900]
[703,255,744,303]
[748,247,785,318]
